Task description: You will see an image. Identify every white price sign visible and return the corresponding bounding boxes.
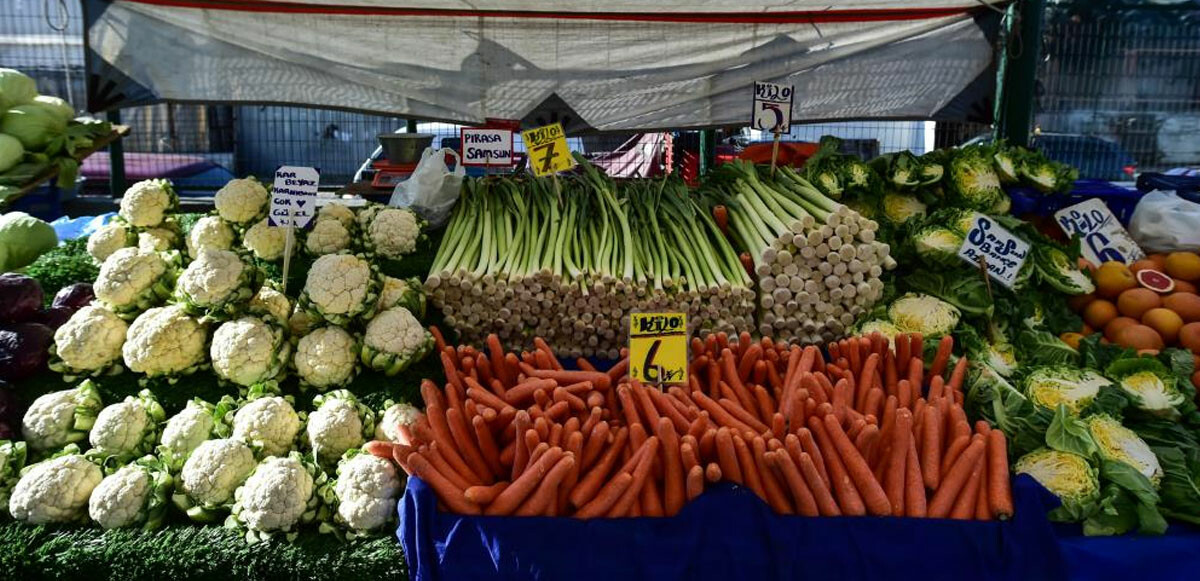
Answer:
[752,81,793,134]
[461,128,514,167]
[1054,198,1144,265]
[269,166,320,229]
[957,213,1031,289]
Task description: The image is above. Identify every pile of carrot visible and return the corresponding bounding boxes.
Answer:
[366,328,1014,521]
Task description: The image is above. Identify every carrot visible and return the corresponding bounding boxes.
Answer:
[950,451,984,520]
[720,349,758,412]
[609,437,660,517]
[471,415,503,477]
[920,407,942,491]
[686,465,706,501]
[948,356,969,392]
[617,385,643,429]
[771,413,787,440]
[927,436,986,518]
[607,357,630,382]
[974,455,991,521]
[657,418,686,516]
[798,451,840,516]
[485,446,565,515]
[553,388,587,413]
[884,409,912,516]
[738,344,762,383]
[884,351,899,397]
[823,414,890,516]
[715,427,743,484]
[465,482,510,505]
[907,359,924,393]
[580,421,610,470]
[904,439,927,517]
[628,422,648,455]
[569,427,629,508]
[692,390,756,434]
[713,204,729,233]
[733,435,766,500]
[527,368,612,391]
[574,473,633,518]
[422,443,472,490]
[753,385,775,425]
[504,378,559,406]
[364,440,396,460]
[896,334,911,377]
[558,430,585,513]
[941,434,970,477]
[526,440,548,470]
[863,388,884,425]
[705,462,722,483]
[847,418,867,441]
[856,353,880,412]
[425,404,480,485]
[639,475,665,517]
[649,388,692,434]
[718,398,771,433]
[753,436,793,514]
[409,452,481,515]
[929,336,954,382]
[855,424,880,470]
[699,427,717,459]
[631,380,663,429]
[795,428,830,490]
[516,454,576,517]
[771,450,819,516]
[987,430,1014,520]
[466,384,515,415]
[681,441,700,473]
[808,416,864,515]
[581,407,603,438]
[511,412,533,478]
[429,326,447,354]
[766,360,785,390]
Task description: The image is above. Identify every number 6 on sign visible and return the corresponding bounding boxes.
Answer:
[521,122,576,177]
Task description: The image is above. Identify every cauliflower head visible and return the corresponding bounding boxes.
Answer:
[175,247,258,319]
[21,381,104,452]
[316,202,356,229]
[158,399,216,470]
[300,254,379,325]
[375,401,421,444]
[122,305,208,380]
[137,227,178,252]
[376,276,426,318]
[288,306,318,337]
[175,438,257,521]
[307,390,375,466]
[242,218,287,261]
[249,285,291,324]
[215,177,269,225]
[87,222,134,262]
[331,451,402,535]
[230,452,323,539]
[0,441,29,516]
[294,326,359,390]
[211,316,291,387]
[118,179,177,228]
[94,247,174,317]
[186,215,235,257]
[363,206,423,259]
[304,219,352,257]
[362,307,434,376]
[9,454,103,524]
[88,457,173,530]
[231,395,302,457]
[50,305,128,379]
[87,390,166,462]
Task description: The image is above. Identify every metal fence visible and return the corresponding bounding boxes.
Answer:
[6,0,1195,201]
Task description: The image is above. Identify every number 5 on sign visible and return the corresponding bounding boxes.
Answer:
[628,313,688,385]
[752,81,793,133]
[521,122,576,177]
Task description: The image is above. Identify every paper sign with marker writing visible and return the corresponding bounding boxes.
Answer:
[957,213,1030,289]
[269,166,320,229]
[521,123,575,177]
[461,128,514,167]
[628,312,688,385]
[752,81,794,133]
[1054,198,1144,265]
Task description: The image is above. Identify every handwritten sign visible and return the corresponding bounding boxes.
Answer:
[521,123,575,177]
[269,166,320,229]
[752,81,794,133]
[461,128,514,167]
[1054,198,1144,265]
[958,213,1030,289]
[628,312,688,385]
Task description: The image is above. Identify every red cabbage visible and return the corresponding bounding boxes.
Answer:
[0,322,53,382]
[0,273,43,324]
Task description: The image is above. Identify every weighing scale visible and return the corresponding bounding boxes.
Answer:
[368,160,420,190]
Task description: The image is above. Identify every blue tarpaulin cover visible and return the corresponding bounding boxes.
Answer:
[399,474,1067,581]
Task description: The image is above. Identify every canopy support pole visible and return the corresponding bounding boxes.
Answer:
[107,109,126,197]
[999,0,1045,147]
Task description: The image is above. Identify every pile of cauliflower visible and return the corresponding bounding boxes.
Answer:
[6,177,438,540]
[5,380,420,538]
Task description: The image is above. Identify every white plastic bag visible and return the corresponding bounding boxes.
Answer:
[389,147,465,227]
[1128,190,1200,253]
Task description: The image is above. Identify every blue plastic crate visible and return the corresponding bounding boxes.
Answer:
[7,184,64,221]
[1007,180,1142,225]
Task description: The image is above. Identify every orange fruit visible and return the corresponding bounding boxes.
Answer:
[1068,293,1097,312]
[1114,324,1165,351]
[1094,262,1137,298]
[1192,370,1200,390]
[1148,254,1168,269]
[1104,317,1139,342]
[1137,349,1161,357]
[1165,252,1200,282]
[1174,279,1197,294]
[1117,288,1162,319]
[1180,323,1200,353]
[1082,323,1096,336]
[1130,259,1159,274]
[1083,300,1119,329]
[1060,332,1084,349]
[1164,293,1200,322]
[1143,308,1184,344]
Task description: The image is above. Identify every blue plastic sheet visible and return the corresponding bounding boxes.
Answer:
[1058,523,1200,581]
[399,475,1066,581]
[49,213,116,241]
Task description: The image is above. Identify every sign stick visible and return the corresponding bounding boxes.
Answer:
[281,208,295,294]
[770,131,782,176]
[977,256,993,303]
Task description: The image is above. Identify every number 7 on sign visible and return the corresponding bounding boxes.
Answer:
[532,141,558,174]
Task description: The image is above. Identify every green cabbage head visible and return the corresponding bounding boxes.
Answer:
[0,211,57,271]
[0,134,23,173]
[0,69,37,111]
[1,104,67,151]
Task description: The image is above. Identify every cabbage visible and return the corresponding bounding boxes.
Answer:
[32,96,74,124]
[0,212,58,271]
[1,104,67,151]
[0,69,37,111]
[0,134,22,174]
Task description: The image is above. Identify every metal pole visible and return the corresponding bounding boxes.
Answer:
[999,0,1045,147]
[107,109,126,197]
[406,119,419,133]
[699,129,716,175]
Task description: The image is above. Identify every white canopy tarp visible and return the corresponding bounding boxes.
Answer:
[83,0,1006,131]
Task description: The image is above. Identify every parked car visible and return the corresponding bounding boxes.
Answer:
[966,132,1137,181]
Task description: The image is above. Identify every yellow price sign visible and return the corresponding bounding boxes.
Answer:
[628,312,688,385]
[521,122,576,177]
